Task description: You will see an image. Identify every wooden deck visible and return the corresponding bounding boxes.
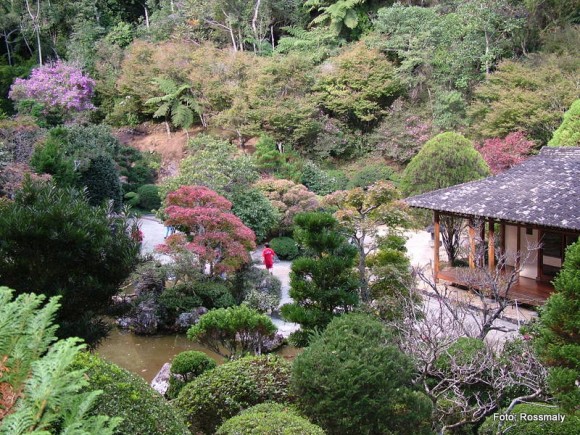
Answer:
[437,267,554,307]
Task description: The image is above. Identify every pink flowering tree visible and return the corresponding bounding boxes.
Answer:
[476,132,535,175]
[8,61,95,122]
[158,186,256,276]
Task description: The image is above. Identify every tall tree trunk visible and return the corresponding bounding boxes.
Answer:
[251,0,262,53]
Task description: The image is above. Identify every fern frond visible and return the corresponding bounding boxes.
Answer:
[152,102,171,118]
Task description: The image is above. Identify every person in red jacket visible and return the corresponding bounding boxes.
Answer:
[262,243,276,274]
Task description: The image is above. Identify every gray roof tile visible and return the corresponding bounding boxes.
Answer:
[404,147,580,231]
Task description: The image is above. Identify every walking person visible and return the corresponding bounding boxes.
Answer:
[262,243,276,274]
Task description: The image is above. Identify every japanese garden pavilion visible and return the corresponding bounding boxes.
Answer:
[405,147,580,306]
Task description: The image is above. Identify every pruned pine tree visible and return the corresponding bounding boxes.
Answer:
[146,77,200,137]
[0,287,121,434]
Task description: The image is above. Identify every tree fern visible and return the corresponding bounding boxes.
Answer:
[145,77,201,132]
[0,288,119,434]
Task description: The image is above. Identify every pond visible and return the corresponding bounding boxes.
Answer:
[97,328,301,383]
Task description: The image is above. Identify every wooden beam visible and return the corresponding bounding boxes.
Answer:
[433,211,440,282]
[468,220,476,269]
[488,218,495,271]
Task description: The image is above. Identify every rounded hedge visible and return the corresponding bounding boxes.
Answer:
[137,184,161,210]
[166,350,217,400]
[479,403,579,434]
[269,237,299,260]
[175,355,293,434]
[291,313,432,435]
[70,352,188,435]
[216,403,325,435]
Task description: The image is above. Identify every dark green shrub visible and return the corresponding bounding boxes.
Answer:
[291,313,432,435]
[230,188,280,242]
[71,352,188,435]
[124,191,140,207]
[479,403,579,435]
[166,351,217,400]
[175,355,293,434]
[269,237,299,260]
[158,283,203,323]
[80,153,123,210]
[0,181,139,347]
[300,161,341,195]
[137,183,161,210]
[216,403,325,435]
[347,164,394,188]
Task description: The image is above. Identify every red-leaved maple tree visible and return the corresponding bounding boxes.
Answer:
[158,186,256,275]
[476,132,535,175]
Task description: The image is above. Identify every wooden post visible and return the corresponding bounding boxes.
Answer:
[516,225,521,271]
[537,228,543,280]
[488,218,495,271]
[433,211,440,282]
[468,220,476,269]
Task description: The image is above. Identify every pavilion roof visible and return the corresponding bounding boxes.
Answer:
[404,147,580,231]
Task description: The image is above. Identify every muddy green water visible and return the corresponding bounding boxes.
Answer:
[97,328,300,383]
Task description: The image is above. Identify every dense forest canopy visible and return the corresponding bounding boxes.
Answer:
[0,1,577,155]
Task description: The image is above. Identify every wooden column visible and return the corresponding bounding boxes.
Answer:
[516,225,521,271]
[433,211,440,282]
[488,218,495,270]
[468,220,476,269]
[537,228,543,280]
[500,223,506,256]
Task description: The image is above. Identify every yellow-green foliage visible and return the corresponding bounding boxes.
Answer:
[549,99,580,147]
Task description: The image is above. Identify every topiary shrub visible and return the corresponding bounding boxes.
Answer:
[216,403,325,435]
[291,313,432,435]
[166,351,217,400]
[175,355,293,434]
[347,164,394,188]
[269,237,299,260]
[124,191,140,207]
[479,402,579,434]
[300,161,341,195]
[70,352,188,435]
[137,184,161,210]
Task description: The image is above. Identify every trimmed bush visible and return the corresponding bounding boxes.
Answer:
[166,351,217,400]
[347,164,394,188]
[291,313,432,435]
[137,184,161,210]
[479,403,579,434]
[269,237,299,260]
[175,355,293,434]
[216,403,325,435]
[70,352,188,435]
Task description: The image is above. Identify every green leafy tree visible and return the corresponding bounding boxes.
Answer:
[146,77,200,135]
[469,53,579,144]
[162,134,258,197]
[230,188,280,243]
[366,235,418,322]
[0,288,120,434]
[175,355,293,434]
[323,181,411,302]
[216,403,325,435]
[402,132,490,264]
[0,181,140,346]
[281,212,359,344]
[534,239,580,412]
[187,305,277,359]
[314,42,402,126]
[548,99,580,146]
[305,0,375,38]
[291,313,433,435]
